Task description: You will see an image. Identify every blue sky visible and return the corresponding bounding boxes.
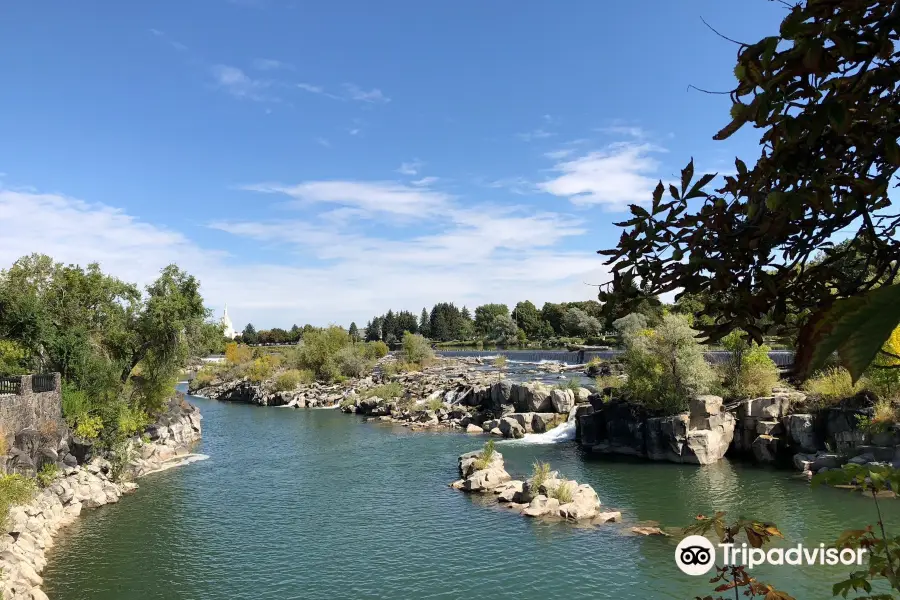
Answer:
[0,0,786,329]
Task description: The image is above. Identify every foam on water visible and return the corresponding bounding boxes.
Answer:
[502,412,576,445]
[142,453,210,476]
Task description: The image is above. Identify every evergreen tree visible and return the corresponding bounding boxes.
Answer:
[419,307,431,338]
[395,311,418,336]
[348,322,359,342]
[382,310,397,342]
[242,323,258,345]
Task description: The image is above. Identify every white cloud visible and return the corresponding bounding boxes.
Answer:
[148,28,187,52]
[342,84,390,103]
[480,176,535,196]
[0,182,608,329]
[596,125,647,138]
[411,177,439,187]
[297,82,325,94]
[396,160,423,176]
[544,148,574,160]
[241,180,451,218]
[210,65,274,102]
[315,137,332,148]
[539,142,664,208]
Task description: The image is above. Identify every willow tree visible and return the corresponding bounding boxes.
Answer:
[600,0,900,380]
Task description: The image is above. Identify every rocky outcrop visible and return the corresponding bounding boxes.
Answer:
[451,450,607,523]
[577,395,735,465]
[0,398,203,600]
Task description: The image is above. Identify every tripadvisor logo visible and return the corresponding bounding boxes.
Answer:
[675,535,867,576]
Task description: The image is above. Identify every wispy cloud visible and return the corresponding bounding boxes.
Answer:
[539,142,665,209]
[210,65,275,102]
[315,138,332,148]
[342,84,390,104]
[411,177,439,187]
[396,160,423,176]
[479,176,536,196]
[241,180,451,219]
[596,124,647,139]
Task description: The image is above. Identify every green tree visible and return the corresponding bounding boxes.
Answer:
[241,323,258,345]
[419,307,431,338]
[540,302,566,336]
[348,322,359,343]
[474,304,509,336]
[489,314,519,344]
[599,0,900,380]
[513,301,543,339]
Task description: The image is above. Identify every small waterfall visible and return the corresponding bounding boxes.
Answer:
[510,410,577,445]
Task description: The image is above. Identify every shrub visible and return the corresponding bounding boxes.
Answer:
[804,367,863,405]
[549,481,573,504]
[246,355,280,383]
[426,397,445,412]
[74,415,104,440]
[62,384,93,426]
[334,345,372,379]
[225,342,253,365]
[364,382,404,401]
[594,375,623,391]
[273,369,312,391]
[556,377,582,392]
[401,333,434,365]
[37,463,59,488]
[621,314,714,415]
[117,404,149,439]
[857,398,899,434]
[339,395,358,410]
[473,439,496,470]
[720,332,781,399]
[529,461,551,490]
[299,326,351,380]
[364,341,389,360]
[193,365,220,388]
[0,474,35,526]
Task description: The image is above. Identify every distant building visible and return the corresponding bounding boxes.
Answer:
[220,305,236,340]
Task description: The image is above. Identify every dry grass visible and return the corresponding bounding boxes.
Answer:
[549,481,573,504]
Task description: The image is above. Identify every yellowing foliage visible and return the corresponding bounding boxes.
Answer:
[225,342,252,365]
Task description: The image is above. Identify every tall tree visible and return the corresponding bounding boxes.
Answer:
[599,0,900,379]
[419,307,431,338]
[473,304,509,336]
[348,322,359,343]
[242,323,258,345]
[513,301,543,339]
[540,302,566,336]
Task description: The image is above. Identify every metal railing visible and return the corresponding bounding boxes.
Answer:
[0,376,22,395]
[32,374,56,393]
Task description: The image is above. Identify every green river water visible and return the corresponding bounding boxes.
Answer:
[40,386,899,599]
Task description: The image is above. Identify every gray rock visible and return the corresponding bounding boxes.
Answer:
[465,424,483,434]
[783,414,817,452]
[499,417,525,439]
[550,389,575,414]
[751,435,779,464]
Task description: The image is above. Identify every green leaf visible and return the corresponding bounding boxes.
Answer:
[766,192,786,211]
[806,284,900,382]
[828,102,849,134]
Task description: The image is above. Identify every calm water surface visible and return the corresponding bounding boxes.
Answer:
[42,386,899,599]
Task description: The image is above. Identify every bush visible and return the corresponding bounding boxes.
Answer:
[0,474,35,526]
[621,314,714,415]
[426,397,445,411]
[804,367,863,405]
[339,395,358,410]
[529,461,551,490]
[117,404,149,438]
[334,345,372,379]
[273,369,309,392]
[193,365,220,388]
[720,332,781,399]
[225,342,253,365]
[556,377,581,392]
[299,326,351,380]
[364,341,389,360]
[37,463,59,488]
[473,439,496,470]
[74,415,104,440]
[246,355,280,383]
[364,382,404,401]
[549,481,573,504]
[857,398,899,434]
[401,333,434,365]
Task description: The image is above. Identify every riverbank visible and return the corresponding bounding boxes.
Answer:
[0,396,203,600]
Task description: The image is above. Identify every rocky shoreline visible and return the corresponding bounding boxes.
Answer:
[0,397,203,600]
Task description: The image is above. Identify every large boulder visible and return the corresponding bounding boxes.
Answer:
[532,413,562,434]
[751,434,779,464]
[551,389,575,414]
[522,495,560,518]
[499,417,525,439]
[557,483,601,520]
[521,384,553,413]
